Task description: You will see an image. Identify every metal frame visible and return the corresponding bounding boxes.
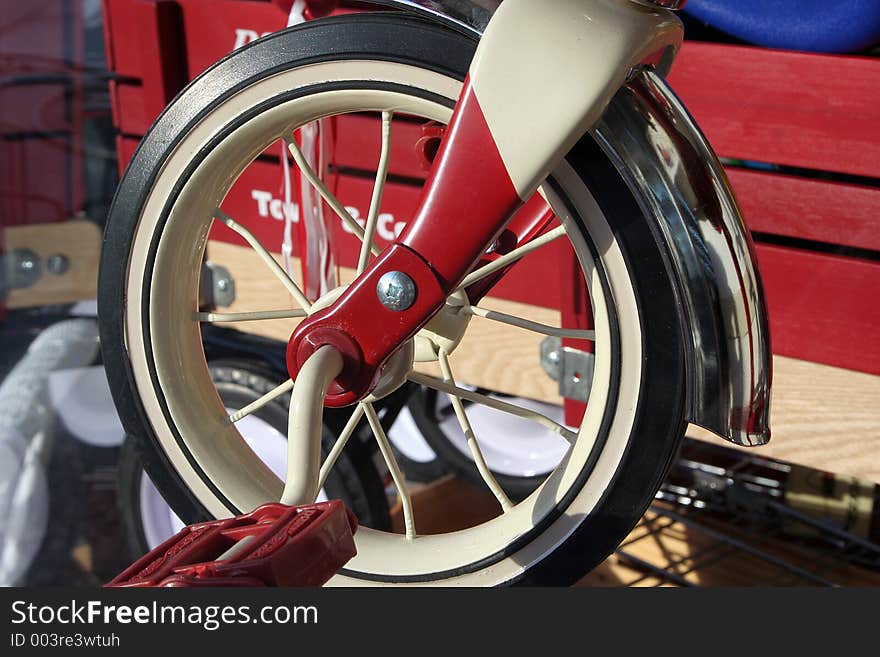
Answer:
[352,0,772,447]
[614,437,880,587]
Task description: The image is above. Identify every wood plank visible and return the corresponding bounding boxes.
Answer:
[756,243,880,374]
[204,240,306,343]
[727,168,880,252]
[110,81,149,136]
[388,475,501,536]
[691,355,880,484]
[669,42,880,178]
[4,220,101,308]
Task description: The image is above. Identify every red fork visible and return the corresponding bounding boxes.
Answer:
[286,79,527,405]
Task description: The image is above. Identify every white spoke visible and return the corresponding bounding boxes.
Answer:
[283,133,380,257]
[363,402,416,540]
[457,225,567,291]
[408,371,577,444]
[213,209,312,311]
[316,404,366,494]
[438,350,512,512]
[227,378,293,424]
[358,111,393,274]
[461,305,595,341]
[195,309,307,323]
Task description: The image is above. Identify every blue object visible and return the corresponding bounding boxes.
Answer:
[683,0,880,53]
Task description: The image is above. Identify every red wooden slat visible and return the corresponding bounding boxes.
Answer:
[669,42,880,179]
[177,0,364,80]
[727,168,880,252]
[756,244,880,375]
[333,115,430,181]
[110,82,149,136]
[101,0,144,79]
[178,0,288,79]
[135,0,189,121]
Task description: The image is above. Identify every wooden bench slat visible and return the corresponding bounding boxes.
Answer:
[756,243,880,375]
[727,168,880,252]
[669,42,880,179]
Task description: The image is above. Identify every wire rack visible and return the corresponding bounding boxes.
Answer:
[591,438,880,587]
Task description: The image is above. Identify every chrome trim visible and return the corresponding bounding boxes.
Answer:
[594,72,771,446]
[361,0,772,446]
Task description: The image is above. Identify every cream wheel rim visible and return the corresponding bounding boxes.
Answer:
[124,61,643,584]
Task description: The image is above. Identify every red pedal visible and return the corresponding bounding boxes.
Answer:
[107,501,358,587]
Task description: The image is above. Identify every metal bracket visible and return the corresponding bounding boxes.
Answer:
[540,336,594,402]
[199,261,236,308]
[1,248,42,298]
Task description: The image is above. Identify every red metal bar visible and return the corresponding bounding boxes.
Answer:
[287,79,526,402]
[464,195,556,305]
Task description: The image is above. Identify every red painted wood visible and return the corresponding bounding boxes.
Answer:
[115,136,139,174]
[177,0,361,80]
[756,243,880,375]
[332,114,430,181]
[102,0,146,79]
[135,0,189,121]
[727,168,880,252]
[109,81,149,136]
[669,42,880,179]
[177,0,289,79]
[0,1,67,71]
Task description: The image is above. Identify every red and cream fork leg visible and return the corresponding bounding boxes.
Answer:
[280,0,683,507]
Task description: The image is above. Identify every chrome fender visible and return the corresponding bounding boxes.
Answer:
[363,0,772,446]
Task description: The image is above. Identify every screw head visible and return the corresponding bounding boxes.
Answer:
[377,271,416,312]
[10,248,41,289]
[46,253,70,276]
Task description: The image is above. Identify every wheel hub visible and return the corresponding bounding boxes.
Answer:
[291,285,471,403]
[302,286,415,403]
[413,291,471,362]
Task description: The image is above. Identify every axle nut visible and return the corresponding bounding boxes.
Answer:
[376,271,416,312]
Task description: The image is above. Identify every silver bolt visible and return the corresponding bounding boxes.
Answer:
[377,271,416,312]
[10,248,41,289]
[547,350,561,364]
[46,253,70,276]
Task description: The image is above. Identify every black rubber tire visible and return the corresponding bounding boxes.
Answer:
[116,360,391,559]
[99,13,688,585]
